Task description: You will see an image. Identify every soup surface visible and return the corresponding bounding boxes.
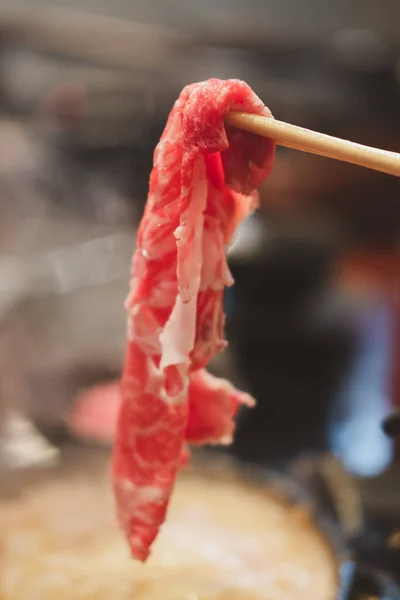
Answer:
[0,454,337,600]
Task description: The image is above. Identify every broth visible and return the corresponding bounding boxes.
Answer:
[0,459,337,600]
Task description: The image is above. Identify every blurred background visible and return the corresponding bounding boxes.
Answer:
[0,0,400,594]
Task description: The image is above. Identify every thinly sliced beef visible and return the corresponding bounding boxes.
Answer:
[112,79,275,561]
[69,369,253,448]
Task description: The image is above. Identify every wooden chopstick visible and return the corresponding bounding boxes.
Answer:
[225,112,400,177]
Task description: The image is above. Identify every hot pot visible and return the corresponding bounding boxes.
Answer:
[1,443,396,600]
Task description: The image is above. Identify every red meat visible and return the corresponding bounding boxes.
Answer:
[112,79,275,561]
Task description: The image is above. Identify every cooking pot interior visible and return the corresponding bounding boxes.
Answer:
[0,446,341,600]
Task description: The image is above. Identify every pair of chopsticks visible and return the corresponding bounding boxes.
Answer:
[225,112,400,177]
